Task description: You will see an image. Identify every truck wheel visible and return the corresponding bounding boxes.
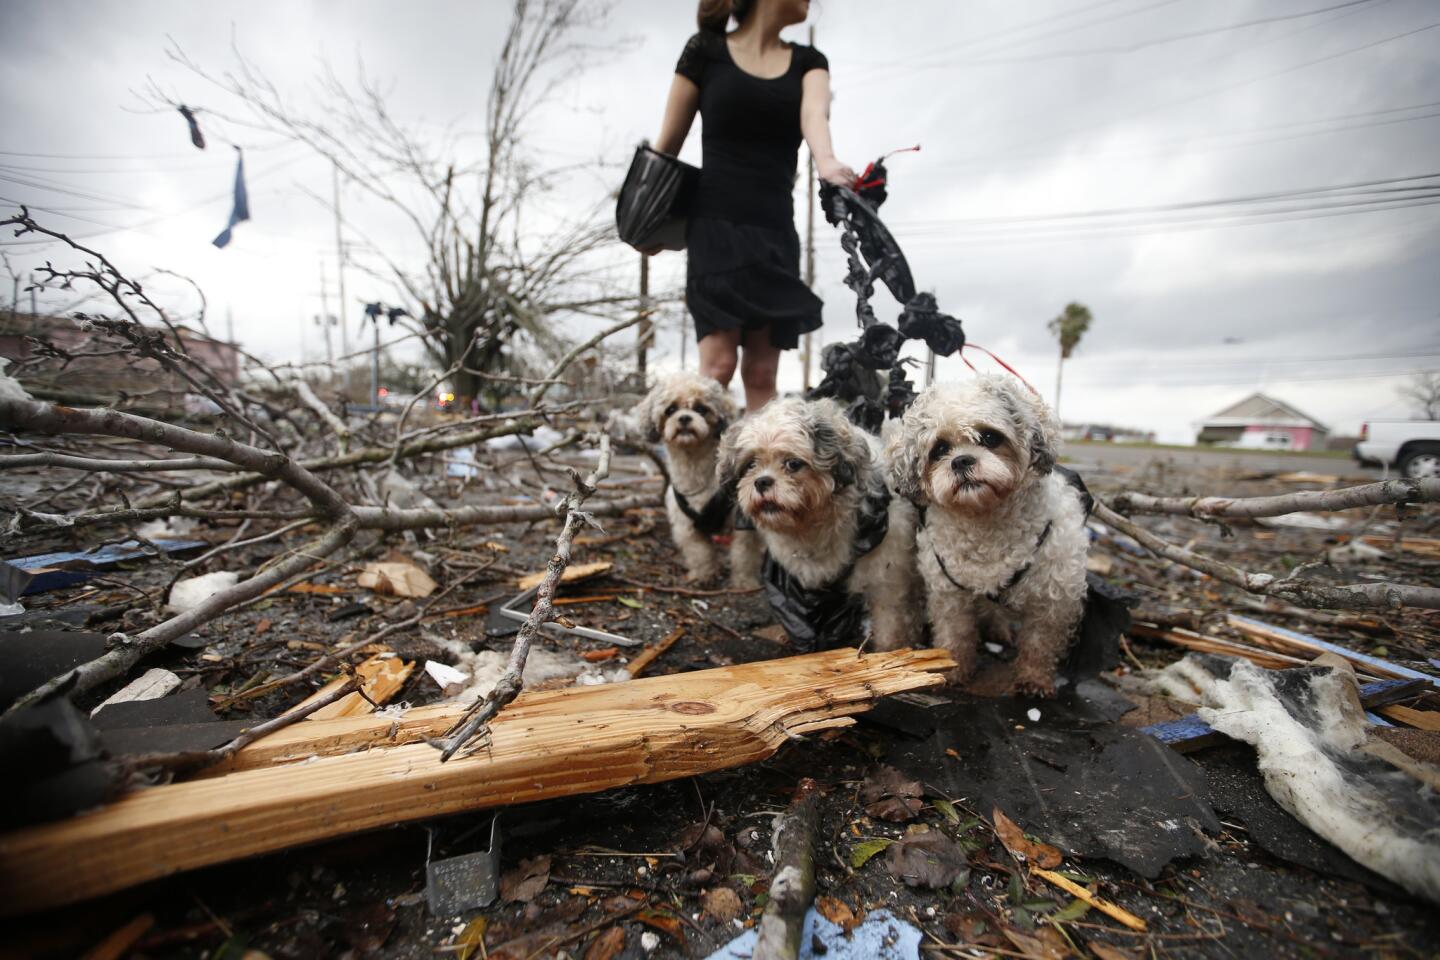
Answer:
[1398,443,1440,479]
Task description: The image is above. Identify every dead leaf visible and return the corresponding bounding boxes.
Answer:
[500,855,551,903]
[286,582,348,595]
[701,887,743,922]
[581,647,620,662]
[1088,942,1141,960]
[583,926,625,960]
[255,617,272,635]
[883,831,969,889]
[517,560,612,591]
[1002,926,1070,960]
[454,917,487,960]
[358,561,437,599]
[815,895,861,932]
[992,807,1063,869]
[860,765,925,822]
[751,624,789,643]
[634,908,687,948]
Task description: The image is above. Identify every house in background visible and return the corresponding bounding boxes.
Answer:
[1196,392,1330,451]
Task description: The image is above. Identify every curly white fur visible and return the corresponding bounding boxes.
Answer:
[639,372,760,587]
[885,375,1088,694]
[719,398,921,650]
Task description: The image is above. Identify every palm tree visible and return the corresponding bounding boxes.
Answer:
[1048,302,1092,420]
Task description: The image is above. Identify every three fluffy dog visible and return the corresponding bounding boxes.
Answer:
[640,370,1089,694]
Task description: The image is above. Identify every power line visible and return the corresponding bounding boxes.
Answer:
[963,0,1384,64]
[892,172,1440,228]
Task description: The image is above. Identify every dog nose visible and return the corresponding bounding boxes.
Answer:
[753,475,774,494]
[951,455,977,474]
[678,413,692,424]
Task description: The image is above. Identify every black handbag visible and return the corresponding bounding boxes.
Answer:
[616,144,699,251]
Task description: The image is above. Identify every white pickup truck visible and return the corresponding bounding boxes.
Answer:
[1354,420,1440,478]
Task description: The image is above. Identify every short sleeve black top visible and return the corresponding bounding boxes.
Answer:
[675,31,829,228]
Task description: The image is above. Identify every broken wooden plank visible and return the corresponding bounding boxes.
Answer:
[1227,615,1438,688]
[1128,623,1323,673]
[625,627,683,678]
[517,560,612,591]
[0,647,953,915]
[287,654,415,721]
[1144,677,1428,753]
[1378,703,1440,731]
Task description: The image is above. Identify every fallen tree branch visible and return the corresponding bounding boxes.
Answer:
[753,778,821,960]
[1093,500,1440,612]
[290,379,351,452]
[1111,478,1440,520]
[0,452,240,473]
[429,434,613,761]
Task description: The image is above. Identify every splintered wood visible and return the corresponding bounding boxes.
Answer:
[0,647,952,915]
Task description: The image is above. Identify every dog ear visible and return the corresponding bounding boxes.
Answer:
[706,380,737,435]
[715,421,744,491]
[637,383,663,443]
[999,378,1059,475]
[809,403,871,489]
[883,417,927,504]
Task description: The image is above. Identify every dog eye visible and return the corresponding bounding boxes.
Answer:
[783,458,807,473]
[694,403,710,416]
[740,458,756,476]
[928,440,951,462]
[978,430,1004,449]
[664,404,677,417]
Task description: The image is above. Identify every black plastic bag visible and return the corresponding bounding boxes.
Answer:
[615,145,700,251]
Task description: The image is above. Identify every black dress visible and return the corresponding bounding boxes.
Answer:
[675,31,827,350]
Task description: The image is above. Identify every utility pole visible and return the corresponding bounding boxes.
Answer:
[679,307,688,370]
[636,253,651,383]
[318,261,334,380]
[925,347,937,388]
[332,161,350,384]
[801,24,817,393]
[29,273,37,316]
[225,306,235,345]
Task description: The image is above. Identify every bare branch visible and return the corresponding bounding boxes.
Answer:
[1093,500,1440,611]
[1111,478,1440,520]
[429,433,613,761]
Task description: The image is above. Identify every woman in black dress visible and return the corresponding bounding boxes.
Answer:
[650,0,855,412]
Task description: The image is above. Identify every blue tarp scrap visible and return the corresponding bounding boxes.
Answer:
[212,147,251,248]
[9,539,209,594]
[704,907,922,960]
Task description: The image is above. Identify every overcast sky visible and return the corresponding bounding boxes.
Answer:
[2,0,1438,442]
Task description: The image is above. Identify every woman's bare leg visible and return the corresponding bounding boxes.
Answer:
[739,326,781,412]
[697,328,741,386]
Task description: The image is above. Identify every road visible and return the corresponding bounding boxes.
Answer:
[1061,441,1380,479]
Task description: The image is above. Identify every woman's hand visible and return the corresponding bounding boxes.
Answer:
[640,243,664,256]
[816,156,858,187]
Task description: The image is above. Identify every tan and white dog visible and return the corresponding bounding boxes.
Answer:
[885,375,1089,695]
[718,397,921,651]
[638,372,760,587]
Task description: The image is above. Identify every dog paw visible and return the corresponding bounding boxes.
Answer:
[729,574,761,590]
[1009,673,1057,699]
[685,568,721,585]
[943,665,977,688]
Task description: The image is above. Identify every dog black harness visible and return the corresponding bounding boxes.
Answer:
[927,466,1092,607]
[761,486,892,653]
[671,485,737,537]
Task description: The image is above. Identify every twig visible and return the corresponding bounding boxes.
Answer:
[122,676,361,775]
[291,379,351,452]
[429,435,613,761]
[625,627,683,678]
[752,779,821,960]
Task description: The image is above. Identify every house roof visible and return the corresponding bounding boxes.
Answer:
[1200,392,1328,431]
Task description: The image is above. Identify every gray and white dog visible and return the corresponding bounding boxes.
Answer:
[719,397,921,651]
[638,372,760,587]
[885,375,1089,695]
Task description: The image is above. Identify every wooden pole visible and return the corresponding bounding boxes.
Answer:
[637,253,651,383]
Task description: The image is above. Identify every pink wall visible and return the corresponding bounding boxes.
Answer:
[1243,425,1315,450]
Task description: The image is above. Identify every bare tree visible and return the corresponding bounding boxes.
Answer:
[1399,371,1440,420]
[151,0,632,409]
